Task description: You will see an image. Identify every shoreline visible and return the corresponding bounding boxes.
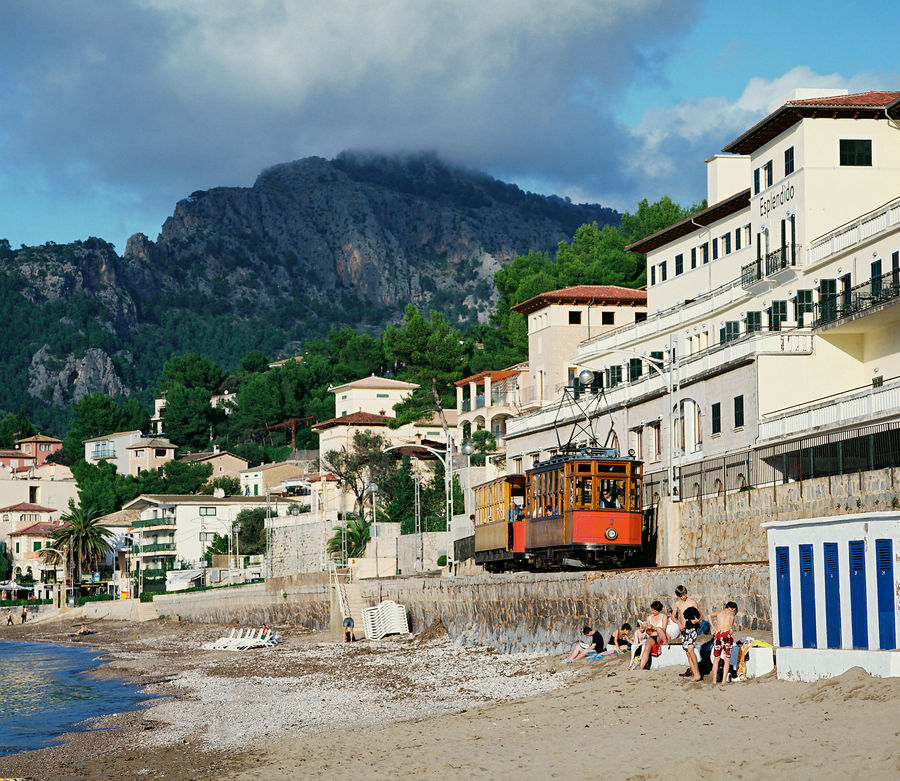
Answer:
[1,618,898,780]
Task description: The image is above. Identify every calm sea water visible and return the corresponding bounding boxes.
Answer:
[0,640,153,757]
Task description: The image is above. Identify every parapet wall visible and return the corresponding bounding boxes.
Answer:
[662,467,900,566]
[360,563,769,654]
[152,574,330,629]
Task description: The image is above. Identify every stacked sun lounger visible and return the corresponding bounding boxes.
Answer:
[361,600,409,640]
[201,628,279,651]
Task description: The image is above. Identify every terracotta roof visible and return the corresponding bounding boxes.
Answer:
[178,450,248,465]
[511,285,647,316]
[15,434,62,444]
[8,521,65,537]
[723,91,900,155]
[0,502,57,513]
[625,189,751,254]
[307,473,338,482]
[0,449,35,459]
[329,376,419,393]
[311,411,393,431]
[455,369,521,387]
[83,430,141,443]
[125,437,176,450]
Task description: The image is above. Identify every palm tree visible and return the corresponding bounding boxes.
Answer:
[326,515,371,563]
[41,501,114,592]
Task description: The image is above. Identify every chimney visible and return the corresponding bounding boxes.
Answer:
[213,444,220,454]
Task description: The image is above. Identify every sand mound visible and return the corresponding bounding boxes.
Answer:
[416,620,448,643]
[800,666,900,703]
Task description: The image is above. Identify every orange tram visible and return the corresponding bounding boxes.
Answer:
[473,447,644,571]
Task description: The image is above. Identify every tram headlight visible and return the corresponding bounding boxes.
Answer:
[605,527,618,540]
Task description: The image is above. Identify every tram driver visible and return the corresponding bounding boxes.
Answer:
[600,486,622,508]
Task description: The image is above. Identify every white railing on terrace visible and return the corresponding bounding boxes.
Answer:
[507,331,813,437]
[578,275,750,360]
[758,377,900,442]
[807,196,900,266]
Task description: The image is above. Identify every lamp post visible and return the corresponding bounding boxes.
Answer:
[366,483,379,579]
[461,441,475,518]
[41,546,69,608]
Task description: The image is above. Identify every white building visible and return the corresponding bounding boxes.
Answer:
[83,430,143,475]
[330,376,419,418]
[763,512,899,680]
[505,90,900,508]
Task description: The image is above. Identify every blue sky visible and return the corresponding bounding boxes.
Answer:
[0,0,897,254]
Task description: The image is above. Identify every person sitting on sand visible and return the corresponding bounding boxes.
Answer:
[343,616,356,643]
[678,607,703,681]
[635,601,670,669]
[609,623,632,652]
[710,602,738,684]
[565,625,605,663]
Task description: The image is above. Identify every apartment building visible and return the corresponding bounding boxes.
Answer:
[505,90,900,500]
[83,430,143,474]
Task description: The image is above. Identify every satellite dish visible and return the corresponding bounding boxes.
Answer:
[213,488,226,498]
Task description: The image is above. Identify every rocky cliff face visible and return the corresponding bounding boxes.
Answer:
[0,153,618,428]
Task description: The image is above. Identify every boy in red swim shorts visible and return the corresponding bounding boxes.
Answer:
[710,601,738,684]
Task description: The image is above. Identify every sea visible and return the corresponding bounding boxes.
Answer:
[0,640,154,757]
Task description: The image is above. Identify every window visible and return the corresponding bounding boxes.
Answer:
[691,247,697,269]
[702,243,709,264]
[819,279,838,322]
[871,259,883,297]
[711,403,721,435]
[376,393,390,398]
[768,301,787,331]
[135,450,144,458]
[784,146,794,176]
[840,139,872,166]
[154,448,167,457]
[712,238,718,260]
[660,261,667,281]
[720,321,740,343]
[735,227,741,251]
[764,160,773,187]
[628,358,642,382]
[607,365,622,388]
[33,541,42,552]
[650,266,656,286]
[341,394,347,400]
[649,422,661,460]
[601,311,615,325]
[893,251,899,289]
[635,311,647,322]
[734,395,744,429]
[745,311,761,335]
[754,168,760,194]
[794,290,813,326]
[723,233,731,255]
[199,507,216,516]
[649,350,664,368]
[568,310,582,324]
[675,253,683,275]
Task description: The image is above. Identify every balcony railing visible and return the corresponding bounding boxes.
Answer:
[815,270,900,326]
[741,244,801,289]
[133,542,176,554]
[133,517,176,529]
[461,398,471,413]
[807,195,900,266]
[90,448,115,460]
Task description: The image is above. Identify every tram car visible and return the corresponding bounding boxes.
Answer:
[472,447,644,571]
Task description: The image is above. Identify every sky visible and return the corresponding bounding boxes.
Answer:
[1,0,897,254]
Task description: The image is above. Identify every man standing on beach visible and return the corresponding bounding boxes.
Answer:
[5,607,12,626]
[20,605,27,624]
[710,602,738,684]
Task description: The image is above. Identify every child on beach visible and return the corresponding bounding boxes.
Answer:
[609,623,632,652]
[565,625,605,663]
[679,607,702,681]
[710,602,738,684]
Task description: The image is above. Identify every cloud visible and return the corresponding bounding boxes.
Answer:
[0,0,699,242]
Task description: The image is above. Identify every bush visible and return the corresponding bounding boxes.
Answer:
[74,594,115,606]
[437,555,447,567]
[0,598,52,607]
[139,592,155,602]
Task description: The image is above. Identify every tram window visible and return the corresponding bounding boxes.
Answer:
[599,479,626,508]
[576,463,592,473]
[576,476,593,507]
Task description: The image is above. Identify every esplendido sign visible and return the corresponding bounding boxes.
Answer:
[759,183,795,217]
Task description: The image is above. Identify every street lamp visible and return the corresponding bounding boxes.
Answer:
[41,546,70,608]
[366,482,379,579]
[461,441,475,519]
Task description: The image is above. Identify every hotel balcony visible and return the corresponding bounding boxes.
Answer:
[741,244,802,291]
[133,541,176,557]
[132,516,177,530]
[814,269,900,330]
[758,377,900,444]
[807,196,900,267]
[509,330,813,438]
[456,370,522,447]
[89,447,116,460]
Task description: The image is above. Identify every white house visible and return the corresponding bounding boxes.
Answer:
[83,430,143,475]
[763,511,899,681]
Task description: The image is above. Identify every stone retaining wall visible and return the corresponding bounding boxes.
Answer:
[359,563,769,654]
[152,574,330,629]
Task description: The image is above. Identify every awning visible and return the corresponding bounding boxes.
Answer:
[165,571,204,591]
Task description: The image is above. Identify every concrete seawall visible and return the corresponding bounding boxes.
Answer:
[362,563,770,653]
[149,564,769,655]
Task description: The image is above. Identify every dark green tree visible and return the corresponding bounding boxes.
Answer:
[240,350,270,374]
[161,383,218,451]
[0,412,37,449]
[233,507,268,555]
[157,353,224,394]
[323,430,394,515]
[64,393,148,457]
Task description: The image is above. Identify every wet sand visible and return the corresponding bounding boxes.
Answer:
[1,617,897,780]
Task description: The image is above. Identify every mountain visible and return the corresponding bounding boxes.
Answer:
[0,152,619,432]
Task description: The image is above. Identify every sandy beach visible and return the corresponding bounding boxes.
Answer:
[1,617,897,781]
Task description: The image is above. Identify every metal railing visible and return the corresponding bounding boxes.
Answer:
[133,542,176,553]
[807,195,900,266]
[741,244,801,289]
[90,448,115,460]
[815,269,900,326]
[132,516,176,528]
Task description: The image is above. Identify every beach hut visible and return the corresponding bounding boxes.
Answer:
[762,511,900,681]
